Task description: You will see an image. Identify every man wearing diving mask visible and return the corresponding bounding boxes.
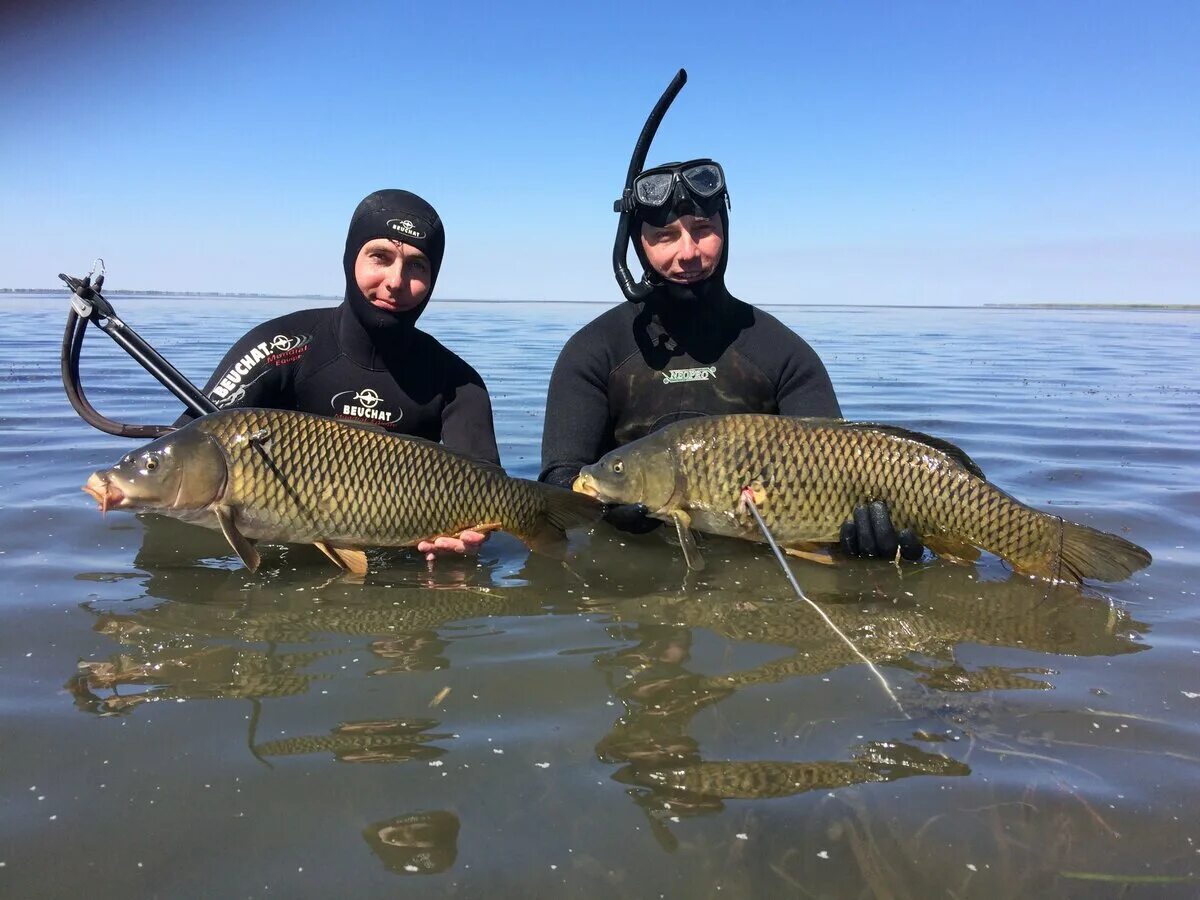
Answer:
[539,73,922,561]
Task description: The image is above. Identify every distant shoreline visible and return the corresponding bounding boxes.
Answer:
[1,288,1195,310]
[986,302,1200,310]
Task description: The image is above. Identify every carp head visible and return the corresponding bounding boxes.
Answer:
[574,433,679,514]
[84,425,228,515]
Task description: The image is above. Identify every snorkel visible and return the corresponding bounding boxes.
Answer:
[612,69,689,302]
[613,71,732,304]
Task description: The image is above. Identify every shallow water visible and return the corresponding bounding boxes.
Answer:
[1,293,1198,897]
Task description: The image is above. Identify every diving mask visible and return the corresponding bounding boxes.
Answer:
[614,159,727,214]
[631,160,726,209]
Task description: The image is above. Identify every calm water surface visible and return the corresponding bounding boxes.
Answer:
[1,294,1198,897]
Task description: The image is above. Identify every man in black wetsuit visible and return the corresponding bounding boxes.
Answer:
[540,156,921,561]
[181,189,496,559]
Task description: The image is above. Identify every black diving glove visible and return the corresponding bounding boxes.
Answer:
[839,501,924,561]
[603,503,664,534]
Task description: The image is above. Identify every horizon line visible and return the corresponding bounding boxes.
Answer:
[1,288,1196,311]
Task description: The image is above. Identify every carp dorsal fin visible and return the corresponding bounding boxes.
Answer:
[670,510,706,572]
[833,420,986,480]
[336,420,505,470]
[215,506,261,572]
[337,420,389,436]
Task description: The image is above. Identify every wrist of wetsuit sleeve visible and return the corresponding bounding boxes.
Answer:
[603,503,662,534]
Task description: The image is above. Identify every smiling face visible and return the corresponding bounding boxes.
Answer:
[638,214,725,286]
[353,238,432,313]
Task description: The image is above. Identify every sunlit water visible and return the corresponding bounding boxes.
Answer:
[1,293,1198,897]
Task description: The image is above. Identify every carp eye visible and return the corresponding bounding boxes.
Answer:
[612,460,624,475]
[145,456,159,471]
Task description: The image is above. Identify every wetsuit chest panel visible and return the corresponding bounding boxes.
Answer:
[609,346,777,445]
[293,353,446,441]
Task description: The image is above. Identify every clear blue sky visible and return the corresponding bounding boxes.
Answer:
[2,1,1196,304]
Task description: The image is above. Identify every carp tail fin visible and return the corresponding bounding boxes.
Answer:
[1008,519,1151,584]
[520,483,604,558]
[1057,520,1151,584]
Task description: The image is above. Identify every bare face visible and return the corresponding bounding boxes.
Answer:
[639,214,724,285]
[353,238,432,313]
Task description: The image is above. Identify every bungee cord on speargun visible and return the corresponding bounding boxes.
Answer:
[737,487,910,719]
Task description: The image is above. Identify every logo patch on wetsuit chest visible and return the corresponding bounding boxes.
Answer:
[331,388,401,425]
[662,365,717,385]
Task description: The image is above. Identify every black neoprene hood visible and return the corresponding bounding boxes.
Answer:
[342,189,446,334]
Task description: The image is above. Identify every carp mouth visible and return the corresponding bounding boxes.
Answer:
[83,472,125,514]
[572,473,602,499]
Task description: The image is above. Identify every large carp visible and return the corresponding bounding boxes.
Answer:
[84,408,600,574]
[573,414,1150,583]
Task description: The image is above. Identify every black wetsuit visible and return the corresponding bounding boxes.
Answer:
[538,158,910,553]
[177,188,500,466]
[539,288,840,488]
[177,303,500,465]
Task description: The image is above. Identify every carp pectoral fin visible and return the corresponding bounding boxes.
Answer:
[328,546,368,576]
[312,540,368,575]
[470,522,504,535]
[670,511,706,572]
[215,506,261,573]
[313,541,348,570]
[784,543,836,566]
[924,535,982,565]
[312,544,367,576]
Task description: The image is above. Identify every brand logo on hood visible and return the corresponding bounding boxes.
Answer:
[332,388,399,424]
[387,219,426,240]
[662,365,717,385]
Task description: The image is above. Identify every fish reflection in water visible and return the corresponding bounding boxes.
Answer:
[86,580,544,648]
[368,634,451,675]
[615,741,969,802]
[592,621,972,843]
[255,718,453,764]
[68,645,335,715]
[591,563,1146,837]
[69,581,550,711]
[70,552,1150,861]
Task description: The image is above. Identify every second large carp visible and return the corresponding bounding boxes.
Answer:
[573,414,1150,584]
[84,408,601,573]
